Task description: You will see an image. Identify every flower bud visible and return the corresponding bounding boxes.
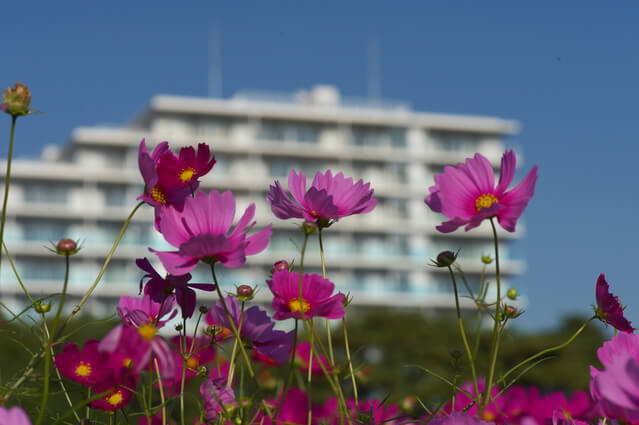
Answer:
[175,323,183,332]
[270,260,289,275]
[55,238,80,256]
[204,325,216,337]
[481,255,493,264]
[196,365,208,377]
[199,305,209,314]
[432,250,457,268]
[504,305,522,319]
[2,82,31,116]
[236,285,254,301]
[506,288,518,300]
[34,301,51,313]
[239,397,251,409]
[400,395,417,413]
[301,220,317,235]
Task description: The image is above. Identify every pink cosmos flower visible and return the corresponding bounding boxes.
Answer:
[590,332,639,423]
[137,258,216,318]
[425,150,538,233]
[267,270,345,320]
[200,378,236,422]
[428,413,494,425]
[258,388,317,425]
[267,170,376,225]
[295,341,330,376]
[595,274,634,333]
[54,340,111,387]
[0,406,32,425]
[151,189,271,275]
[138,139,191,211]
[157,142,216,188]
[117,293,177,329]
[89,368,137,412]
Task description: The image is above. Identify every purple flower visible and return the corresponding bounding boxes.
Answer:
[117,293,177,329]
[429,413,495,425]
[0,406,32,425]
[157,142,216,188]
[590,332,639,422]
[267,170,377,224]
[137,258,216,319]
[425,150,537,233]
[206,295,294,363]
[595,273,634,333]
[267,270,345,320]
[151,189,272,275]
[200,378,236,422]
[54,340,111,387]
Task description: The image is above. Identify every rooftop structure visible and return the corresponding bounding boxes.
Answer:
[0,86,525,315]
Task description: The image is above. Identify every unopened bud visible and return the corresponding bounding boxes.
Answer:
[270,260,289,275]
[196,365,208,377]
[236,285,254,301]
[175,323,183,332]
[239,397,251,408]
[2,82,31,116]
[432,250,457,268]
[481,255,493,264]
[506,288,518,300]
[204,325,216,337]
[34,301,51,313]
[504,305,522,319]
[55,238,79,256]
[400,395,417,413]
[199,305,209,314]
[301,220,317,235]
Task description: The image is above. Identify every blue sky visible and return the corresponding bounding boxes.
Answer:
[1,2,638,331]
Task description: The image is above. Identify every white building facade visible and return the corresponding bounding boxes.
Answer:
[0,86,525,313]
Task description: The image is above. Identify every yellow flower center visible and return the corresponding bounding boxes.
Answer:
[106,390,124,407]
[151,185,167,205]
[310,210,318,217]
[75,361,92,377]
[122,357,133,368]
[475,193,499,212]
[179,167,196,183]
[288,298,310,314]
[138,323,158,341]
[482,411,496,421]
[186,356,199,369]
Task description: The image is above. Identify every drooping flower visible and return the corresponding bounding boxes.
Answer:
[267,270,345,320]
[54,340,111,387]
[594,273,634,333]
[157,142,216,188]
[590,332,639,423]
[201,378,236,422]
[206,295,294,363]
[151,189,272,275]
[425,150,537,233]
[0,406,32,425]
[267,170,377,225]
[89,367,137,412]
[137,258,216,318]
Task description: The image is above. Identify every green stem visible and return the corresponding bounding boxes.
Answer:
[227,301,246,387]
[0,115,17,277]
[342,317,359,410]
[56,201,143,339]
[210,264,254,377]
[480,218,502,413]
[447,265,479,402]
[35,337,51,425]
[154,358,167,425]
[318,230,336,367]
[498,316,595,386]
[297,233,309,319]
[51,254,70,337]
[3,241,33,304]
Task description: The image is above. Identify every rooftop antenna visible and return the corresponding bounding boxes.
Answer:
[367,38,381,102]
[208,25,222,98]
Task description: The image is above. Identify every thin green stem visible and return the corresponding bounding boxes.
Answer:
[3,241,33,303]
[342,317,359,410]
[227,301,246,387]
[318,230,336,367]
[51,254,70,337]
[57,201,143,339]
[210,264,254,377]
[0,115,17,277]
[447,265,479,401]
[155,358,167,425]
[297,233,309,320]
[35,337,51,425]
[480,218,502,413]
[498,316,596,386]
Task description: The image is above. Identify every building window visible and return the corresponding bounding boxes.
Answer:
[102,184,127,207]
[21,219,68,241]
[350,126,406,148]
[24,183,69,204]
[258,120,320,144]
[429,130,482,152]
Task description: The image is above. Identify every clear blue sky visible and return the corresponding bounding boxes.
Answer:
[1,1,638,332]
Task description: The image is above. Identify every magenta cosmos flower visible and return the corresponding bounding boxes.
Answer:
[425,150,538,233]
[590,332,639,423]
[595,273,634,333]
[0,406,31,425]
[267,170,377,225]
[89,367,137,412]
[267,270,345,320]
[151,189,272,275]
[157,142,216,188]
[138,139,191,210]
[54,340,111,387]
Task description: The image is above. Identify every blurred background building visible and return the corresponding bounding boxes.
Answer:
[0,85,525,315]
